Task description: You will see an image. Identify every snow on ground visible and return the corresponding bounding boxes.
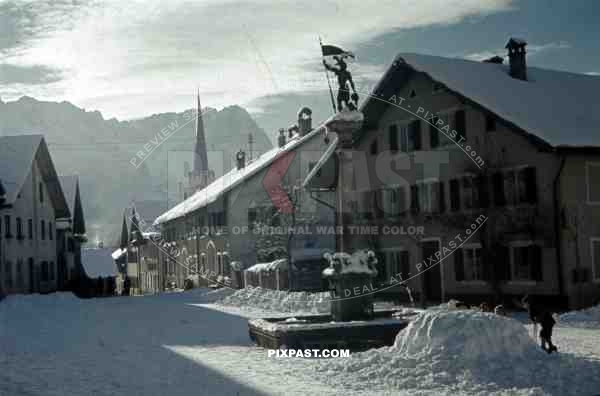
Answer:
[2,290,600,396]
[558,303,600,329]
[312,309,600,395]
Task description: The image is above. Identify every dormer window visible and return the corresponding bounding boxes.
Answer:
[433,82,444,93]
[409,89,417,98]
[485,114,496,131]
[39,182,44,204]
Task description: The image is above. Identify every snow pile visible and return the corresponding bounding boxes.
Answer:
[393,309,538,361]
[317,308,600,395]
[216,286,330,314]
[322,250,378,277]
[558,303,600,328]
[245,259,288,273]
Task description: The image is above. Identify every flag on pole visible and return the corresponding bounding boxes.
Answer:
[321,44,355,59]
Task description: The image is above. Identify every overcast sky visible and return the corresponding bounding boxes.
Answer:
[1,0,599,121]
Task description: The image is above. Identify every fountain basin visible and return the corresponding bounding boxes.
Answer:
[248,309,416,351]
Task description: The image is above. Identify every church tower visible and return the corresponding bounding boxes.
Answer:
[185,91,214,199]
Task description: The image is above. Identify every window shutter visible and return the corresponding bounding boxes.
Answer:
[531,245,542,281]
[496,245,510,281]
[455,110,466,140]
[450,179,460,211]
[430,117,439,148]
[525,167,538,204]
[410,185,420,214]
[412,120,422,150]
[477,175,489,208]
[492,172,505,206]
[397,186,407,216]
[454,248,464,281]
[438,181,446,213]
[389,124,398,152]
[400,127,408,153]
[400,251,410,280]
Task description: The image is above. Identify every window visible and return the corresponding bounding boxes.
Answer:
[399,125,409,152]
[388,250,410,282]
[388,124,398,152]
[39,182,44,203]
[383,187,409,216]
[592,238,600,281]
[248,207,257,225]
[409,88,417,98]
[419,181,440,213]
[373,190,384,219]
[49,222,53,240]
[5,260,13,288]
[28,219,33,239]
[461,176,480,209]
[511,243,542,281]
[495,167,537,206]
[410,185,420,214]
[485,114,496,131]
[16,217,23,239]
[41,261,49,281]
[454,110,466,141]
[455,246,483,281]
[370,139,378,155]
[429,116,439,148]
[449,179,461,212]
[4,215,12,238]
[41,220,46,240]
[49,261,55,280]
[408,120,422,151]
[16,259,24,288]
[587,162,600,204]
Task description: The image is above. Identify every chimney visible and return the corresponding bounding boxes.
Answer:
[288,125,298,139]
[236,149,246,170]
[298,107,312,135]
[278,128,286,148]
[505,37,527,80]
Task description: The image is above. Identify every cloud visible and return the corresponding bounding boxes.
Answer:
[0,63,62,84]
[463,40,571,62]
[584,71,600,76]
[1,0,514,119]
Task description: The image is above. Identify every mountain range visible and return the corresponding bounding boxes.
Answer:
[0,96,273,244]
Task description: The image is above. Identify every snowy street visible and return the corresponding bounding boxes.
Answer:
[2,290,600,396]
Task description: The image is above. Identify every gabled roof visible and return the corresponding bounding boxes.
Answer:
[362,53,600,147]
[0,134,70,218]
[58,175,78,214]
[154,125,332,225]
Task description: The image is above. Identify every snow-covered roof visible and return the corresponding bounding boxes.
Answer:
[364,53,600,147]
[0,134,70,218]
[82,248,118,277]
[245,259,288,273]
[154,125,328,225]
[0,134,44,204]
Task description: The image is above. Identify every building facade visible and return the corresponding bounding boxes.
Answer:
[0,135,71,296]
[327,39,600,308]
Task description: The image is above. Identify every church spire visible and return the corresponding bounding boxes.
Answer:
[193,90,209,176]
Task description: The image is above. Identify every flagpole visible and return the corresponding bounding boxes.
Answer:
[319,36,337,114]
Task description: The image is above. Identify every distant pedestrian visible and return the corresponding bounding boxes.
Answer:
[522,294,558,354]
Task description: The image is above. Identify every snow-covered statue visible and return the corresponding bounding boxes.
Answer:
[323,250,378,278]
[323,250,378,321]
[323,56,359,112]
